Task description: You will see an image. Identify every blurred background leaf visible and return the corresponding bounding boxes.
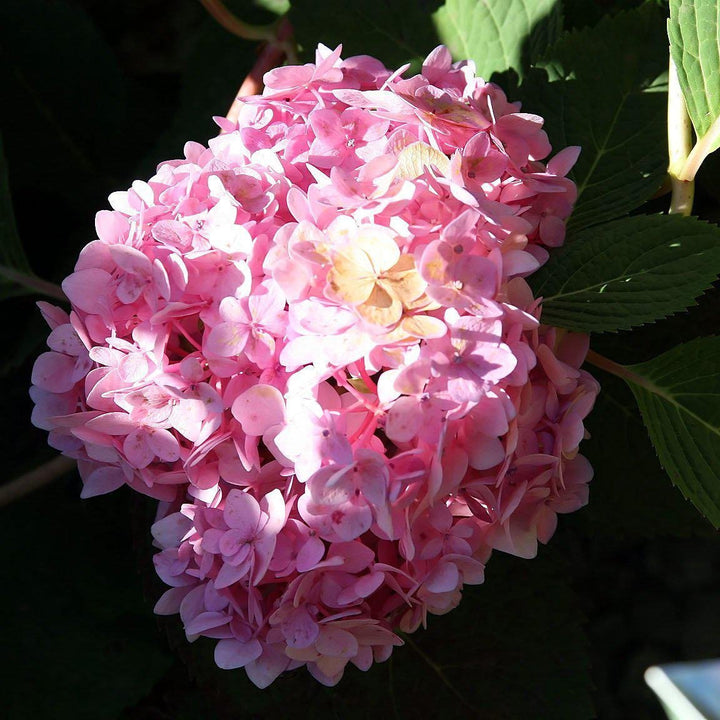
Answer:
[290,0,443,70]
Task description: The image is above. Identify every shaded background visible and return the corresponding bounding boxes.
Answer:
[1,1,718,718]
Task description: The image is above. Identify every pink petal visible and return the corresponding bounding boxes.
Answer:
[214,561,250,589]
[316,627,359,658]
[283,606,320,648]
[151,512,192,549]
[146,428,181,462]
[62,269,112,314]
[123,429,154,469]
[223,489,263,533]
[154,586,194,615]
[80,465,126,498]
[467,434,505,470]
[205,322,249,357]
[297,536,326,572]
[231,385,285,436]
[244,645,290,689]
[424,561,460,593]
[31,352,78,393]
[214,638,263,669]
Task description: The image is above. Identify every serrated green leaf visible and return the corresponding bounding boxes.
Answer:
[531,5,668,230]
[432,0,562,80]
[290,0,442,70]
[579,375,708,538]
[622,336,720,529]
[530,214,720,333]
[669,0,720,153]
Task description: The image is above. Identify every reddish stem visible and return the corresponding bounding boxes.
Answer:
[226,18,294,123]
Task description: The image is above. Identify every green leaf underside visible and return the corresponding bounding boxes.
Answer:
[433,0,562,80]
[290,0,442,70]
[535,5,669,231]
[669,0,720,151]
[530,214,720,333]
[625,336,720,529]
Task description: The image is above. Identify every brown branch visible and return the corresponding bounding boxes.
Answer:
[198,0,276,41]
[0,456,75,507]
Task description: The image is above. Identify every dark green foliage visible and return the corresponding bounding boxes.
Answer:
[626,336,720,529]
[530,214,720,332]
[291,0,443,70]
[537,5,670,230]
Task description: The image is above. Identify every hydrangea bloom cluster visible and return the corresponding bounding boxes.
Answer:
[30,45,599,687]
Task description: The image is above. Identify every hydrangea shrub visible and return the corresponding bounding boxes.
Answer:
[30,43,602,687]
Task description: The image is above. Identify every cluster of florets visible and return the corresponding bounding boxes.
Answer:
[29,45,599,687]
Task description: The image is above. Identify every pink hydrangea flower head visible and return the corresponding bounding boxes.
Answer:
[30,45,598,687]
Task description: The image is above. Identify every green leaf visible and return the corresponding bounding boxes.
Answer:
[530,214,720,333]
[579,375,708,538]
[139,16,260,176]
[289,0,442,70]
[669,0,720,154]
[253,0,290,15]
[623,336,720,529]
[432,0,562,80]
[534,5,669,230]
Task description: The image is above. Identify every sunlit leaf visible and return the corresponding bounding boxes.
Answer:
[625,336,720,528]
[669,0,720,162]
[433,0,562,80]
[531,214,720,333]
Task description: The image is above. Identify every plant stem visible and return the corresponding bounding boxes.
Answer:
[667,57,694,215]
[198,0,277,41]
[401,633,480,714]
[586,349,648,388]
[0,265,66,301]
[680,112,720,182]
[0,456,75,507]
[225,17,294,124]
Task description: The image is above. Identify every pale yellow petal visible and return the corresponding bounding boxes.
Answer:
[404,292,441,312]
[394,142,451,180]
[355,226,401,273]
[401,314,448,339]
[357,284,402,326]
[327,269,375,306]
[383,257,426,305]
